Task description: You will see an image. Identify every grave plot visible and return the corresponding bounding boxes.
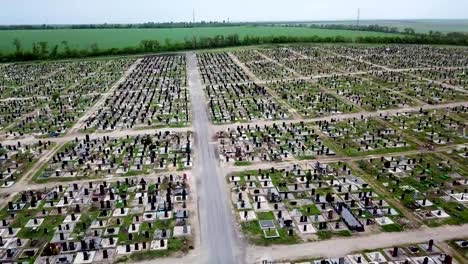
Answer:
[268,80,357,118]
[84,56,190,130]
[1,59,134,99]
[231,48,297,80]
[257,48,304,62]
[85,88,189,130]
[324,45,468,69]
[229,162,404,245]
[370,70,468,103]
[422,46,468,68]
[232,50,266,63]
[287,46,323,58]
[295,240,455,264]
[368,70,419,86]
[0,62,65,90]
[383,109,468,146]
[282,57,336,76]
[446,105,468,120]
[317,117,416,156]
[357,153,468,226]
[372,73,468,104]
[35,132,193,182]
[0,141,54,188]
[197,52,250,85]
[321,45,375,58]
[357,51,428,69]
[0,98,44,131]
[59,59,135,95]
[13,61,107,98]
[0,176,193,263]
[318,75,416,111]
[140,55,187,87]
[285,46,378,75]
[244,60,296,81]
[8,94,100,138]
[285,56,376,77]
[205,82,289,124]
[321,45,425,69]
[443,145,468,167]
[217,122,334,165]
[410,68,468,89]
[0,59,136,138]
[449,238,468,260]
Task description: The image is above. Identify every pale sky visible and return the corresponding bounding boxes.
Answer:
[2,0,468,25]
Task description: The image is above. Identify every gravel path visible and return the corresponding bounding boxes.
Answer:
[187,52,246,264]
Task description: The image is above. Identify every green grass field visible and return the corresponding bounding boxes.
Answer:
[0,26,401,53]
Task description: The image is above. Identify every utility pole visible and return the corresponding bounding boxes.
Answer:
[193,8,196,24]
[357,8,360,26]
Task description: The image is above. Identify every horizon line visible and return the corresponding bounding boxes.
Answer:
[1,18,468,27]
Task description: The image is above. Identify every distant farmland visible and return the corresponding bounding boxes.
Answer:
[0,26,401,53]
[308,19,468,33]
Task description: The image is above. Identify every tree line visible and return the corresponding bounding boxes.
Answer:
[305,23,414,34]
[0,22,251,30]
[0,22,416,33]
[1,30,468,63]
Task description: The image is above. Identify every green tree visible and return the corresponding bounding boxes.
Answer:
[12,38,22,55]
[139,40,160,52]
[61,40,70,56]
[191,36,198,48]
[403,28,415,35]
[90,43,99,54]
[38,41,49,57]
[139,40,151,51]
[50,44,59,58]
[226,34,240,46]
[32,42,40,56]
[149,40,160,51]
[164,38,172,50]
